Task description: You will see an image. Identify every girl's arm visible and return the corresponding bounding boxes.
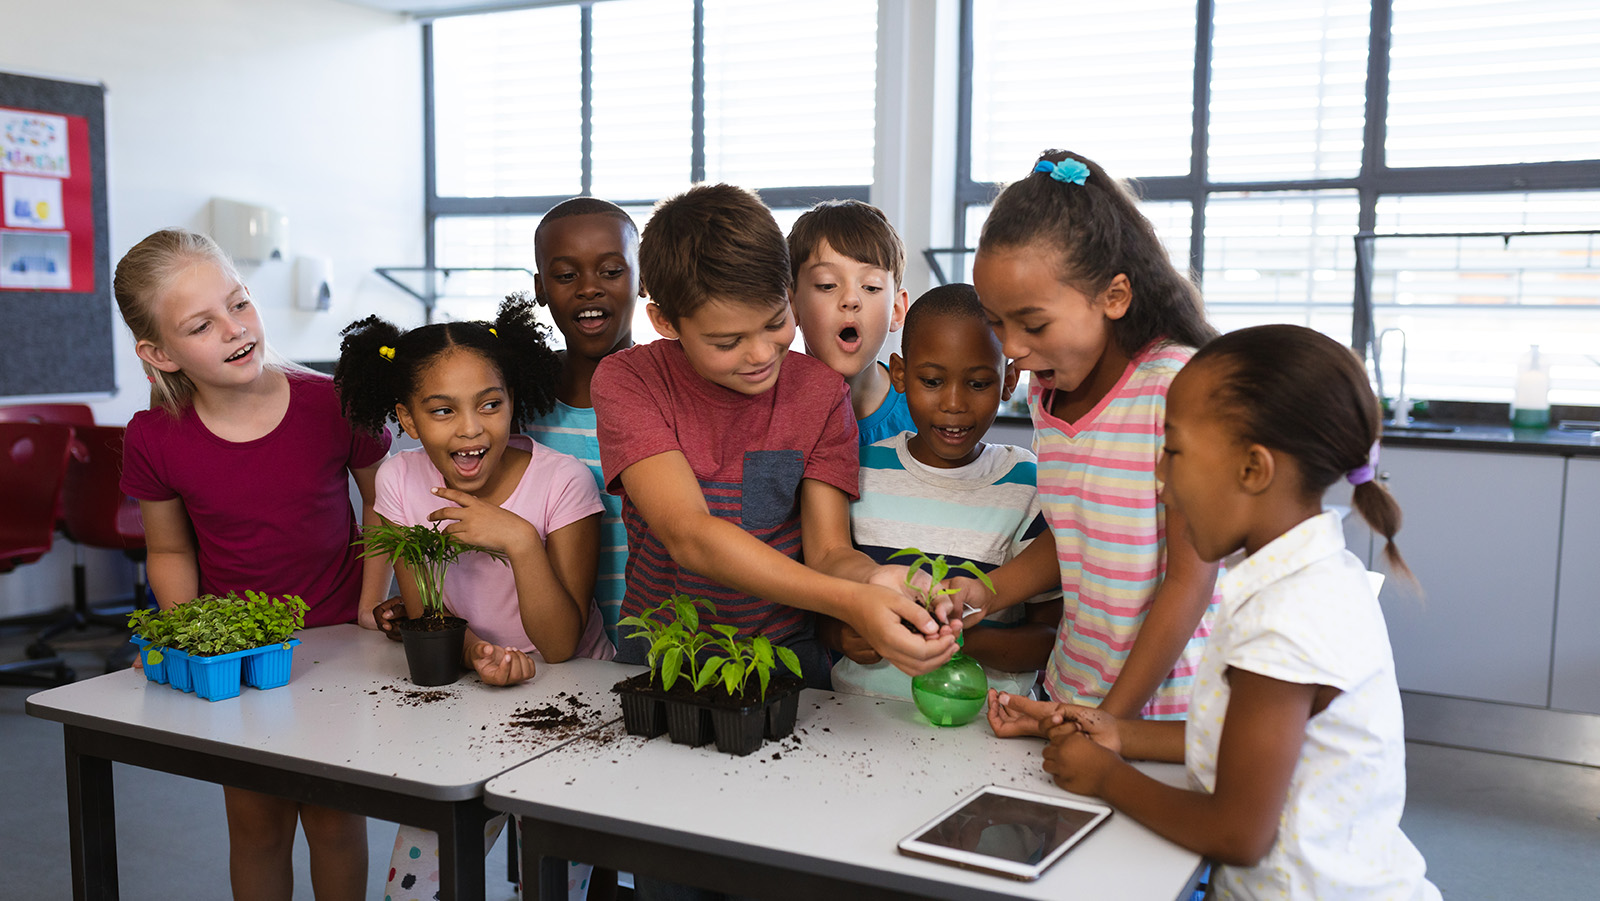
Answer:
[1098,502,1218,718]
[960,597,1062,674]
[350,462,393,630]
[426,486,593,663]
[950,530,1060,619]
[139,498,199,609]
[1045,669,1316,867]
[619,452,957,675]
[459,625,537,686]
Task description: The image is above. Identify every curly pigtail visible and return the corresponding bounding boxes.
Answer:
[335,315,407,437]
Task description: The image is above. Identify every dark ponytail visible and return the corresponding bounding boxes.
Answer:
[334,315,406,437]
[1190,324,1411,579]
[334,293,561,436]
[979,150,1216,355]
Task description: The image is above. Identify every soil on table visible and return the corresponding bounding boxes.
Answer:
[369,683,458,705]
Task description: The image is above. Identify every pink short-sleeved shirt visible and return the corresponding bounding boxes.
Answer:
[591,339,859,643]
[373,436,613,660]
[120,373,391,628]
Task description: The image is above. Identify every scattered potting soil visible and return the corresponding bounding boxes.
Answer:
[371,683,458,705]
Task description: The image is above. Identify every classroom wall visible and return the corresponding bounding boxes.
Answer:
[0,0,425,617]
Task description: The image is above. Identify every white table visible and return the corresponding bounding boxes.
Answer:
[487,689,1205,901]
[24,624,634,901]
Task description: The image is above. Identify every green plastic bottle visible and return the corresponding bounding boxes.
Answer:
[911,651,989,727]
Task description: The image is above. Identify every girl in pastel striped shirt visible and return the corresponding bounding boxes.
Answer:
[958,150,1220,722]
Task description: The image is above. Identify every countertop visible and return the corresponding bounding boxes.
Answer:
[1379,422,1600,457]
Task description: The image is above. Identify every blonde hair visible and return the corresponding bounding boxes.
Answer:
[114,228,308,416]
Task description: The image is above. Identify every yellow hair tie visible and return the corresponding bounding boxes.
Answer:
[378,346,395,361]
[488,327,497,337]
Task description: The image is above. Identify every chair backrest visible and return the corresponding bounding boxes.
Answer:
[0,422,74,570]
[61,424,145,550]
[0,403,96,426]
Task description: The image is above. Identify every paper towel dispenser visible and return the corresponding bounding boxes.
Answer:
[210,198,288,265]
[295,255,332,312]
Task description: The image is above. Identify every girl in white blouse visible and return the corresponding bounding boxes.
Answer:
[989,324,1440,900]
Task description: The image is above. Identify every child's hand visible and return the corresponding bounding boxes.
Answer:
[427,486,539,555]
[836,623,883,665]
[1052,705,1123,755]
[469,640,537,686]
[947,575,997,628]
[847,582,958,676]
[1042,729,1120,797]
[986,689,1067,738]
[366,595,407,641]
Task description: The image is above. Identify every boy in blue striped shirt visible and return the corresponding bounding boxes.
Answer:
[525,197,644,648]
[827,283,1063,699]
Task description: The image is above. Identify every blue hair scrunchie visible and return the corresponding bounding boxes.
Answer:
[1033,158,1090,185]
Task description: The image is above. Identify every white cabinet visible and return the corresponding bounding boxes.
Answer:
[1373,447,1564,706]
[1553,459,1600,715]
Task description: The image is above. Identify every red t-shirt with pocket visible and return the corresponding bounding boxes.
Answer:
[592,340,858,643]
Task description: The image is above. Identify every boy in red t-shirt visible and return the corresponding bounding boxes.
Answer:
[591,183,958,687]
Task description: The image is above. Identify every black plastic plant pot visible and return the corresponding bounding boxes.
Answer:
[763,678,804,739]
[665,698,714,746]
[611,684,662,739]
[711,706,766,756]
[395,615,468,686]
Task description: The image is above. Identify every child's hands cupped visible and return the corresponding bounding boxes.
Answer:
[469,641,536,686]
[367,596,407,641]
[850,583,958,676]
[1041,730,1119,798]
[986,689,1067,738]
[427,486,538,555]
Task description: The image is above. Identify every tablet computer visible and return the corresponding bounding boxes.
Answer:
[896,785,1113,881]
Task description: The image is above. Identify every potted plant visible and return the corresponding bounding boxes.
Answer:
[127,591,308,700]
[890,547,996,727]
[357,521,506,686]
[612,594,806,756]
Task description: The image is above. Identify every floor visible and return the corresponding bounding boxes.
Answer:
[5,624,1600,900]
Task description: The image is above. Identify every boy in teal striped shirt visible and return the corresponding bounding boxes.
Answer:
[525,197,644,647]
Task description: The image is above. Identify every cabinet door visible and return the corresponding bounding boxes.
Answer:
[1374,447,1563,706]
[1553,458,1600,714]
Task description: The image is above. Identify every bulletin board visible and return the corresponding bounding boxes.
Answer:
[0,71,114,397]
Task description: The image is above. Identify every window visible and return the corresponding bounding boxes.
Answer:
[954,0,1600,405]
[424,0,877,347]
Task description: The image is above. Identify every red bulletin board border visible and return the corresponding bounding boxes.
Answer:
[1,108,94,293]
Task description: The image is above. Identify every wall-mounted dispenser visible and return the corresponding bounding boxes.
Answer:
[295,256,333,312]
[209,198,288,265]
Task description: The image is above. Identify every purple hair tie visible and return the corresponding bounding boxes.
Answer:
[1346,441,1380,486]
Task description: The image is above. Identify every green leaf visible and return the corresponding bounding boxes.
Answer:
[954,559,997,593]
[662,647,683,691]
[775,645,802,678]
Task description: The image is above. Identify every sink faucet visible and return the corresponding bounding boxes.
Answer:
[1375,327,1409,426]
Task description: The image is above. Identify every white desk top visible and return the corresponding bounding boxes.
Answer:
[486,690,1204,900]
[26,624,637,800]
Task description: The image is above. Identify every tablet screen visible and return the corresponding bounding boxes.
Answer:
[898,786,1112,880]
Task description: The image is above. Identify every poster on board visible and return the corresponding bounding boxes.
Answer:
[0,105,92,294]
[1,108,71,177]
[3,173,64,228]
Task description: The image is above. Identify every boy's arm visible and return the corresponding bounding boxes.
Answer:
[951,529,1061,620]
[139,498,199,609]
[1097,502,1218,719]
[618,452,956,675]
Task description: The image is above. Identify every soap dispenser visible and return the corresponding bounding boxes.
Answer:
[1511,344,1550,430]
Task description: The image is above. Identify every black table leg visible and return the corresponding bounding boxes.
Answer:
[65,725,118,901]
[438,800,488,901]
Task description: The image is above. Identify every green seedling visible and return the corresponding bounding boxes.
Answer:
[128,591,308,662]
[617,594,716,691]
[696,625,803,701]
[888,547,996,611]
[357,521,506,619]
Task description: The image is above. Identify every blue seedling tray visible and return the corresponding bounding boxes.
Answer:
[128,637,300,701]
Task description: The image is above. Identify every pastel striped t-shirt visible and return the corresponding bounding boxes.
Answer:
[1032,341,1215,719]
[527,401,627,646]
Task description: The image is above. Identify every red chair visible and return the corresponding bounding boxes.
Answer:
[27,424,150,670]
[0,404,94,520]
[0,421,77,686]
